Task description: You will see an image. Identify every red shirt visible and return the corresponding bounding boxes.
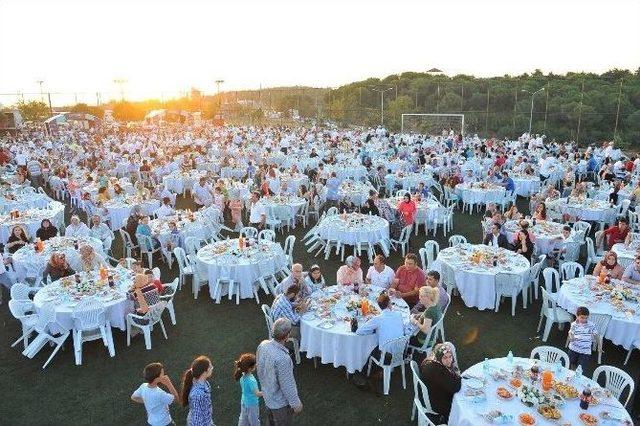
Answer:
[397,200,417,225]
[604,226,629,249]
[151,278,164,294]
[394,265,426,303]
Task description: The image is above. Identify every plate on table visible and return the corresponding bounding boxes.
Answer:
[466,377,485,390]
[302,312,316,321]
[318,321,335,330]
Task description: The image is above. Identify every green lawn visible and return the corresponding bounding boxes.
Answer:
[1,195,638,425]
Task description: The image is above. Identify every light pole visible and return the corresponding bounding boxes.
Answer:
[370,87,394,126]
[113,79,127,101]
[36,80,45,102]
[521,87,545,135]
[215,79,224,116]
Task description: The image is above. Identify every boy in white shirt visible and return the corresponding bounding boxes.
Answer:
[131,362,179,426]
[567,306,597,370]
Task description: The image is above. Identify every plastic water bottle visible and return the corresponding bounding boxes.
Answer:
[483,357,489,376]
[507,350,514,365]
[555,359,563,375]
[575,364,583,381]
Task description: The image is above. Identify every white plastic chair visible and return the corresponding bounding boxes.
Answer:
[448,234,467,247]
[71,298,115,365]
[10,282,36,301]
[409,360,439,423]
[390,225,412,257]
[261,304,300,364]
[211,254,238,304]
[366,335,411,395]
[8,299,38,349]
[173,247,194,292]
[239,226,258,239]
[559,241,582,266]
[283,235,296,269]
[418,248,428,272]
[424,240,440,270]
[560,261,584,280]
[623,338,640,365]
[136,234,162,269]
[542,267,561,299]
[572,221,591,241]
[584,237,603,273]
[578,313,611,365]
[22,304,70,369]
[119,229,139,259]
[159,278,179,325]
[592,365,634,408]
[407,315,444,357]
[495,272,526,316]
[258,229,276,242]
[527,255,545,301]
[538,287,573,342]
[530,345,569,367]
[126,301,168,350]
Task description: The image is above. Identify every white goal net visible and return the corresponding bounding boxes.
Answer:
[401,113,465,136]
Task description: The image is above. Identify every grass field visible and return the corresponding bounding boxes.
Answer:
[1,195,638,425]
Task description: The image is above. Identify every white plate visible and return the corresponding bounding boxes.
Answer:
[318,321,335,329]
[302,312,316,321]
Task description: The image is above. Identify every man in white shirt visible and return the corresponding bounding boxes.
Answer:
[365,254,395,289]
[65,215,90,238]
[89,215,113,252]
[193,177,213,207]
[356,293,405,362]
[248,191,267,229]
[131,362,179,426]
[154,197,175,219]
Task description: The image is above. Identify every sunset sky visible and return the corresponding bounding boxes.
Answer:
[1,0,638,104]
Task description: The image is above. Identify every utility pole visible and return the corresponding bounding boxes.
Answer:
[613,79,623,140]
[576,81,585,144]
[113,79,127,101]
[521,86,545,134]
[215,79,224,116]
[370,87,394,126]
[485,84,490,136]
[543,83,549,133]
[36,80,45,102]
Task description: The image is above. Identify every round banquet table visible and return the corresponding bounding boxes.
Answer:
[512,175,541,197]
[557,276,640,349]
[0,192,52,213]
[503,219,574,254]
[0,201,65,243]
[611,243,637,264]
[103,198,161,230]
[549,197,616,223]
[279,173,309,192]
[385,173,436,191]
[325,164,368,180]
[455,183,505,208]
[337,182,375,206]
[162,170,207,193]
[300,285,410,373]
[388,196,441,225]
[316,213,390,254]
[12,236,105,282]
[431,244,530,310]
[593,188,632,206]
[449,356,632,426]
[196,239,288,300]
[83,181,134,198]
[32,267,135,331]
[258,196,307,222]
[148,212,210,246]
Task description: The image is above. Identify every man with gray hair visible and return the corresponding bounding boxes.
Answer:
[275,263,310,299]
[257,318,303,425]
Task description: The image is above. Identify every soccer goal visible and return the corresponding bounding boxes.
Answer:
[401,113,465,136]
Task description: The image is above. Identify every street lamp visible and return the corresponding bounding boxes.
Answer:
[370,87,394,126]
[521,87,545,135]
[36,80,45,102]
[214,79,224,116]
[113,79,127,101]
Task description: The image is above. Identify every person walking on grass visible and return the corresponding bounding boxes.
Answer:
[131,362,179,426]
[235,352,263,425]
[181,355,214,426]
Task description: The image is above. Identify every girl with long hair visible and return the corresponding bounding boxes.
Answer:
[234,353,262,426]
[180,355,213,426]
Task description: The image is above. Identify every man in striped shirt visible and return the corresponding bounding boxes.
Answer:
[567,306,597,370]
[257,318,303,425]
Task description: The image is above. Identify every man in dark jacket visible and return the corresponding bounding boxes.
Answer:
[483,223,509,248]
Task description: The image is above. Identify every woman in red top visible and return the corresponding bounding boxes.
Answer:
[397,193,417,226]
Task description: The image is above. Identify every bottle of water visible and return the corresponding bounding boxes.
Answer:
[575,364,583,381]
[507,350,514,365]
[483,357,489,376]
[555,359,563,375]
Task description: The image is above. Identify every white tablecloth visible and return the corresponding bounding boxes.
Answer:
[196,239,287,300]
[162,170,207,193]
[503,220,572,254]
[450,357,632,426]
[300,285,410,373]
[337,181,375,206]
[385,173,435,190]
[557,276,640,350]
[259,197,307,222]
[104,198,161,230]
[12,236,105,281]
[0,202,65,243]
[432,244,530,310]
[512,176,540,197]
[32,267,135,331]
[148,213,210,246]
[316,214,389,251]
[388,196,441,224]
[455,183,505,207]
[611,243,637,263]
[0,192,52,212]
[549,197,616,223]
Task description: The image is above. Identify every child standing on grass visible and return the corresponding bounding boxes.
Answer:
[567,306,597,370]
[131,362,179,426]
[234,353,263,426]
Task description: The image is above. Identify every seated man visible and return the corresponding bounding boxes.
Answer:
[154,197,175,218]
[365,254,395,289]
[336,256,363,285]
[65,215,91,238]
[193,177,213,207]
[483,223,509,249]
[389,253,425,306]
[501,171,515,194]
[275,263,310,300]
[356,293,405,364]
[596,218,629,251]
[248,191,267,229]
[270,284,308,339]
[89,215,113,252]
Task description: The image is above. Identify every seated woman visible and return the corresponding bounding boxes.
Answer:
[361,190,380,216]
[513,220,534,261]
[419,342,461,424]
[6,225,30,254]
[136,216,161,251]
[42,252,75,282]
[504,205,522,221]
[593,251,624,280]
[338,196,357,213]
[96,186,111,203]
[36,219,58,241]
[128,273,160,315]
[78,244,108,272]
[532,202,547,221]
[304,264,325,293]
[396,193,417,226]
[409,286,442,351]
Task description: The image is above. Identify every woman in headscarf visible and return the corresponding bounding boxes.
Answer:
[42,252,75,283]
[419,342,461,424]
[78,244,108,272]
[592,250,624,280]
[36,218,58,241]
